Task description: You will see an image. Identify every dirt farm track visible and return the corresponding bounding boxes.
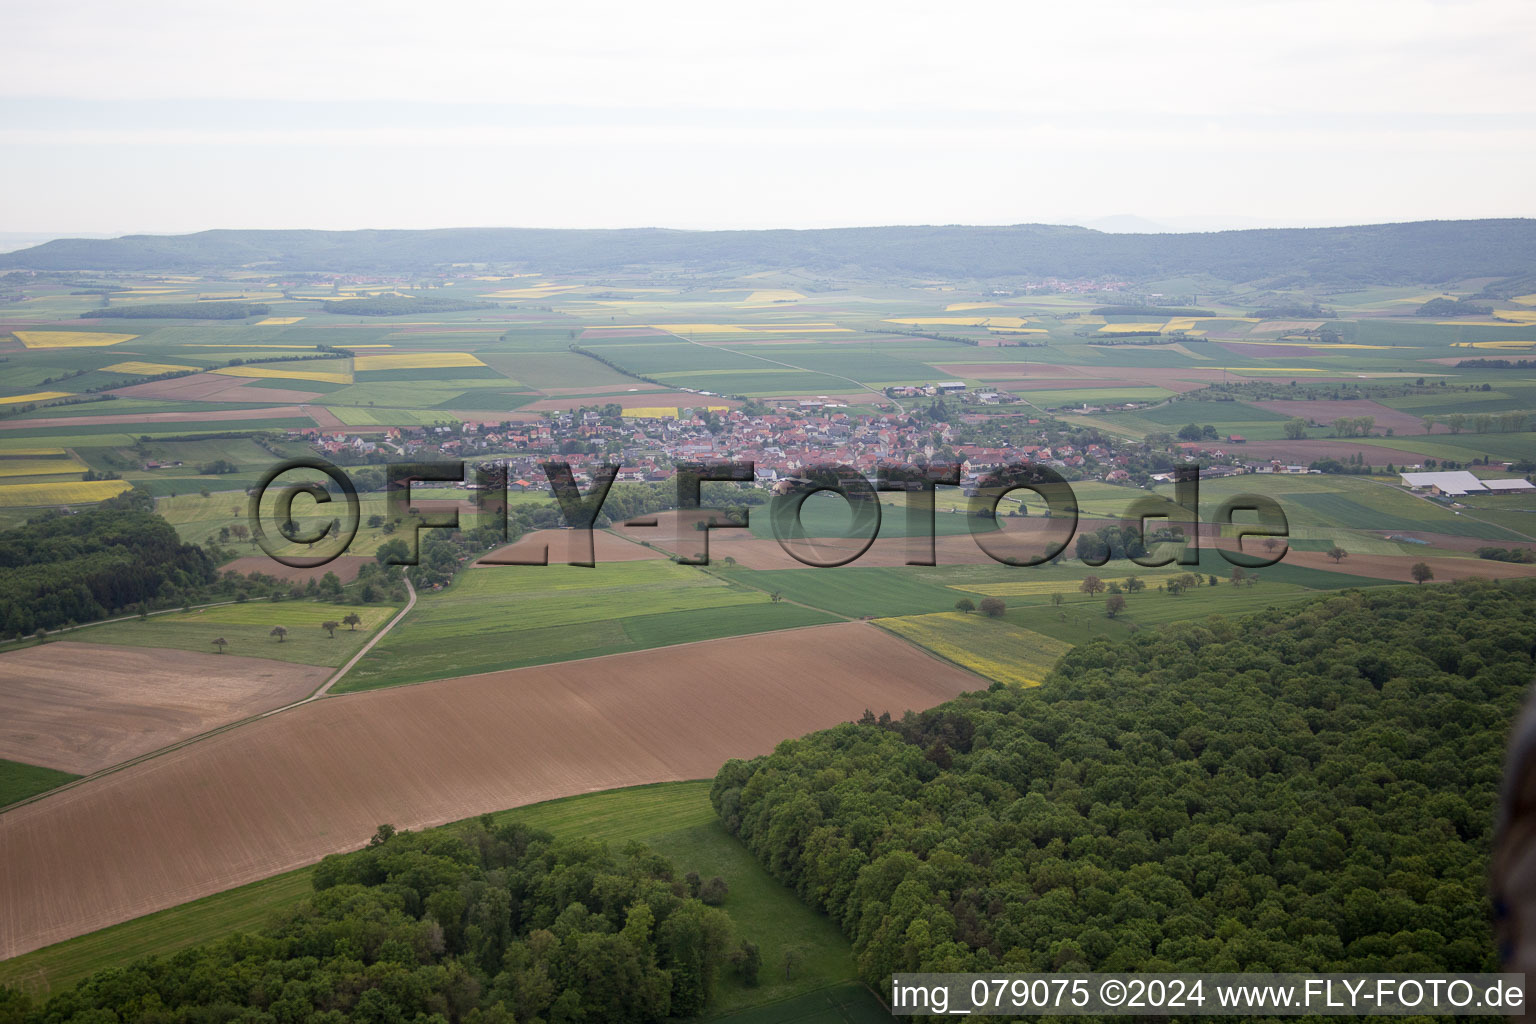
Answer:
[0,622,979,960]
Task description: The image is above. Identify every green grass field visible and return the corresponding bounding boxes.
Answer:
[747,493,997,541]
[72,601,397,666]
[337,560,840,691]
[0,782,859,1014]
[0,759,79,809]
[724,566,964,618]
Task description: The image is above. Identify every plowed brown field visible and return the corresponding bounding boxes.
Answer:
[0,643,326,774]
[0,622,979,959]
[219,555,370,583]
[1250,399,1436,436]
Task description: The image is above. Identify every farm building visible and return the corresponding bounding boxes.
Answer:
[935,381,967,394]
[1399,470,1535,496]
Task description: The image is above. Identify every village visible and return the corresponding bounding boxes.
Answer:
[280,395,1446,498]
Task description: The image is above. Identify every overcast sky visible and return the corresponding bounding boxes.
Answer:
[2,0,1533,237]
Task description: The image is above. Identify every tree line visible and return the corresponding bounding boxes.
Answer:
[712,581,1536,991]
[0,490,216,638]
[83,301,271,319]
[319,296,494,316]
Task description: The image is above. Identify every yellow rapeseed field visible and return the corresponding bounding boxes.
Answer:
[1097,322,1166,333]
[14,331,137,349]
[877,612,1071,687]
[1512,294,1536,306]
[740,290,806,304]
[212,365,353,384]
[0,391,73,405]
[0,479,133,507]
[255,317,306,326]
[1451,340,1535,350]
[102,361,199,375]
[352,352,486,371]
[0,457,83,478]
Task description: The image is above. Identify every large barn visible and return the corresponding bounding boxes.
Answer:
[1400,470,1536,496]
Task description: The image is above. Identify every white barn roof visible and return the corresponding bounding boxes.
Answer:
[1484,478,1536,492]
[1400,470,1486,495]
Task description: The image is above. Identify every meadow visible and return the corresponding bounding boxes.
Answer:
[73,600,397,667]
[337,560,839,691]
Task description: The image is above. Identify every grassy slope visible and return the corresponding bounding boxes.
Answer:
[69,601,398,667]
[0,782,858,1014]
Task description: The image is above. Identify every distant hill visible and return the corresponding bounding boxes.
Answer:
[4,220,1534,285]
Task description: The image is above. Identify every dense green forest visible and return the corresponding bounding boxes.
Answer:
[712,582,1535,988]
[0,822,747,1023]
[82,301,270,319]
[7,220,1535,284]
[0,492,216,636]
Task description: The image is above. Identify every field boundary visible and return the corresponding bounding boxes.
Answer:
[0,581,416,813]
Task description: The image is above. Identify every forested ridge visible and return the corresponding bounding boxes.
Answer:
[712,582,1536,988]
[5,221,1534,284]
[0,823,746,1024]
[0,491,215,636]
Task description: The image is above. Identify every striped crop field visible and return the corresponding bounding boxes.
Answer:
[1098,322,1166,333]
[212,365,352,384]
[0,392,72,406]
[100,362,199,375]
[0,457,83,478]
[877,611,1071,687]
[13,332,138,349]
[0,480,133,507]
[352,352,487,371]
